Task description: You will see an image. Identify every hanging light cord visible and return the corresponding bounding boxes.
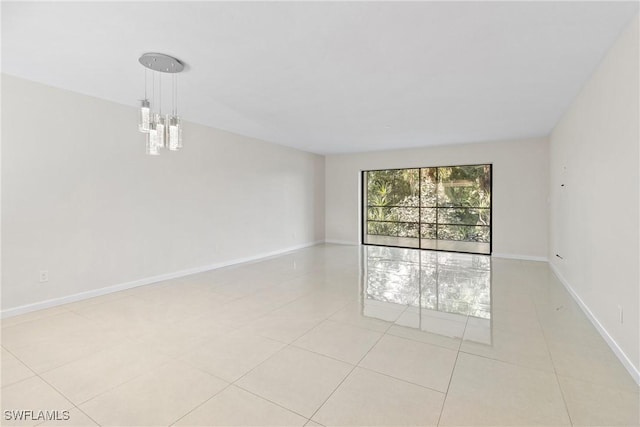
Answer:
[173,74,176,116]
[152,71,155,109]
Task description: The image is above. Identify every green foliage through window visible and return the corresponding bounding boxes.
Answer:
[365,165,491,252]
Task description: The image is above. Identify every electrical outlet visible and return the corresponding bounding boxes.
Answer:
[39,270,49,283]
[618,305,624,324]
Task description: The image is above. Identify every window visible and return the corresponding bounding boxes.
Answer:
[362,164,492,254]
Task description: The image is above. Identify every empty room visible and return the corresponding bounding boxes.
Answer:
[1,1,639,426]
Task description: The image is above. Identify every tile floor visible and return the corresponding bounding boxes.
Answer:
[1,244,638,426]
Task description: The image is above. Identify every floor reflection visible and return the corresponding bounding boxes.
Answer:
[361,245,492,343]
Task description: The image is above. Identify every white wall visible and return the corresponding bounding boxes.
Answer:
[1,74,325,313]
[549,16,639,378]
[325,138,549,259]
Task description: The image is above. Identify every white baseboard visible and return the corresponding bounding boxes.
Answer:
[324,239,358,246]
[492,252,548,262]
[549,262,640,386]
[1,240,323,319]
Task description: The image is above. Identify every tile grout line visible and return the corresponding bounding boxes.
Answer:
[181,301,359,423]
[305,324,391,423]
[532,291,575,427]
[355,365,448,396]
[455,349,558,374]
[0,347,40,389]
[384,327,462,352]
[230,383,311,421]
[36,379,102,427]
[224,302,468,424]
[309,309,426,422]
[33,333,231,425]
[1,342,114,423]
[436,314,469,427]
[166,267,330,426]
[1,307,74,330]
[165,323,300,423]
[168,382,234,426]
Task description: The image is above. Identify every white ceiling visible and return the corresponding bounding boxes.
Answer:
[2,2,638,154]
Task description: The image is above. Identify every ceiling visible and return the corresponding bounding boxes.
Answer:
[2,2,638,154]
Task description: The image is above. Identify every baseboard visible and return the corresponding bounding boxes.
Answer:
[491,252,548,262]
[324,239,358,246]
[1,240,323,319]
[549,262,640,386]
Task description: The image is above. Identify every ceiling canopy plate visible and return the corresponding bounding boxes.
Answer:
[139,52,184,73]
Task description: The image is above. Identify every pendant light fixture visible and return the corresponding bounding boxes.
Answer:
[138,53,184,155]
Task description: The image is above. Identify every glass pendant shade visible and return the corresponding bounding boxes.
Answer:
[147,121,160,155]
[168,116,179,151]
[138,100,151,133]
[177,117,183,149]
[155,114,165,148]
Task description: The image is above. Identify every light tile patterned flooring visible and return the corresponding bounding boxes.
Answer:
[1,244,638,426]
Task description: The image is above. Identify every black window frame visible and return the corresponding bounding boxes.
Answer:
[361,164,493,255]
